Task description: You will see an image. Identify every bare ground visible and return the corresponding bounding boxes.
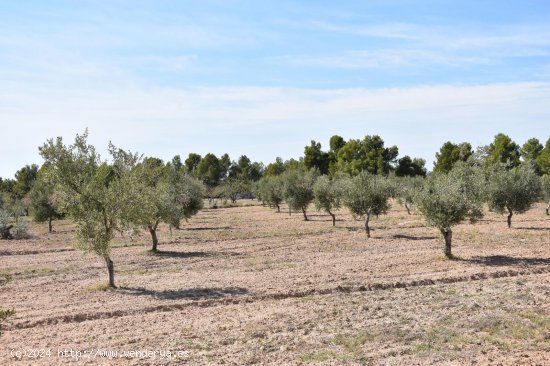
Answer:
[0,201,549,365]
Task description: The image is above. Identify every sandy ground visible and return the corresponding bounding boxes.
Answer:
[0,200,549,365]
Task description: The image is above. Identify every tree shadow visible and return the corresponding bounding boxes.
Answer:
[119,286,250,300]
[514,227,550,231]
[186,226,232,231]
[148,250,241,259]
[392,234,437,241]
[467,255,550,267]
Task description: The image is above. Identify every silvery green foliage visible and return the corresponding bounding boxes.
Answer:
[393,176,424,214]
[0,207,28,240]
[313,175,348,225]
[282,168,318,219]
[0,209,11,239]
[258,175,285,210]
[486,162,542,225]
[174,174,205,222]
[39,131,136,286]
[415,162,485,230]
[223,178,248,204]
[39,133,123,258]
[12,217,29,240]
[539,174,550,201]
[344,172,391,219]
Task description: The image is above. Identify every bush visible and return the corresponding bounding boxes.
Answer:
[0,208,28,240]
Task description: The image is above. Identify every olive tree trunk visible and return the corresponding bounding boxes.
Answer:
[105,256,116,288]
[328,210,336,226]
[546,200,550,215]
[48,216,53,233]
[440,227,453,258]
[405,202,411,215]
[506,205,513,228]
[149,220,160,251]
[276,204,280,213]
[302,207,308,221]
[364,209,372,238]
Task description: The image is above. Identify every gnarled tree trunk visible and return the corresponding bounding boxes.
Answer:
[441,227,453,258]
[149,220,160,251]
[105,256,116,288]
[405,202,411,215]
[328,210,336,226]
[48,216,53,233]
[365,209,372,238]
[546,200,550,215]
[276,204,280,213]
[506,205,513,228]
[302,207,308,221]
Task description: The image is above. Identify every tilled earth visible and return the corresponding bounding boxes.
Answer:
[1,201,549,365]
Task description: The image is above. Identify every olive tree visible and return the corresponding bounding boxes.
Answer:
[394,176,423,215]
[122,162,204,252]
[415,163,485,258]
[343,172,392,238]
[313,175,348,226]
[486,163,542,227]
[39,132,138,288]
[282,168,318,220]
[258,176,284,212]
[224,178,248,204]
[29,166,64,232]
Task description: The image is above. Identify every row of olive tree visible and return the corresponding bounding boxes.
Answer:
[39,131,204,288]
[257,161,544,259]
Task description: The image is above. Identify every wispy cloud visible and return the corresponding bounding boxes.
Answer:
[278,49,491,70]
[1,80,549,176]
[279,20,550,71]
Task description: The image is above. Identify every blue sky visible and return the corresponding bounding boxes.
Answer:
[1,0,549,177]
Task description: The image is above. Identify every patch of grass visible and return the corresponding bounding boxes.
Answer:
[300,351,335,362]
[333,331,374,353]
[0,308,16,336]
[412,326,462,354]
[0,273,12,285]
[0,266,72,279]
[117,266,147,276]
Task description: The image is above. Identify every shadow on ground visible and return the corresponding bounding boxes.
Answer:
[514,227,550,231]
[186,226,232,231]
[119,286,250,300]
[467,255,550,267]
[392,234,437,241]
[148,250,241,259]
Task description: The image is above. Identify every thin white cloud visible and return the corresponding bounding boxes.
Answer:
[1,81,549,177]
[279,20,550,69]
[278,49,491,69]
